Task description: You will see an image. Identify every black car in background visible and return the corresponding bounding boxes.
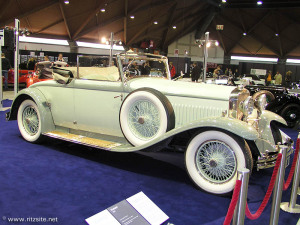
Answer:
[245,85,300,128]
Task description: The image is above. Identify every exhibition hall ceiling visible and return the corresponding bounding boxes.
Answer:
[1,0,300,57]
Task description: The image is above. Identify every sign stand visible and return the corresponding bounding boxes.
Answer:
[0,36,3,111]
[14,19,20,97]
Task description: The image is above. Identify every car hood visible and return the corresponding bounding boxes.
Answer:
[127,77,236,101]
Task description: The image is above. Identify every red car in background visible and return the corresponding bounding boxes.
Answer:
[26,61,68,87]
[7,69,34,86]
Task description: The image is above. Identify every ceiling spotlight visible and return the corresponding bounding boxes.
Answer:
[101,37,107,43]
[275,33,279,36]
[130,15,135,19]
[215,41,219,46]
[222,0,227,3]
[100,8,105,12]
[172,26,176,29]
[243,32,247,36]
[64,0,69,4]
[153,21,158,25]
[207,42,211,48]
[257,1,263,5]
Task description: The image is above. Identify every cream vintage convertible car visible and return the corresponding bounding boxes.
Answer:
[6,53,293,195]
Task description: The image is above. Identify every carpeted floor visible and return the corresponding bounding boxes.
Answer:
[0,99,299,225]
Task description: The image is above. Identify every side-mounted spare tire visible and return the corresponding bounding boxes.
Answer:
[120,88,175,146]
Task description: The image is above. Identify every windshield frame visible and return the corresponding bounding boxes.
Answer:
[117,53,171,84]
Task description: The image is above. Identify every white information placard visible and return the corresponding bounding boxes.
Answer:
[85,192,169,225]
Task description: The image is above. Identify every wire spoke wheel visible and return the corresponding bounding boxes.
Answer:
[196,140,237,184]
[22,106,39,136]
[128,100,160,140]
[17,99,44,143]
[185,130,252,195]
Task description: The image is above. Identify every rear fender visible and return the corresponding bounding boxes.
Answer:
[7,88,55,133]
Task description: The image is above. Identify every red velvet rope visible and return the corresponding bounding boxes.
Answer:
[283,138,300,191]
[245,153,282,220]
[223,180,242,225]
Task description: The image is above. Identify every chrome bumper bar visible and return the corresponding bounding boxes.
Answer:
[256,142,294,170]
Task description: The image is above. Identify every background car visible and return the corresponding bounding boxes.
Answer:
[235,74,265,86]
[246,85,300,128]
[7,68,34,87]
[7,53,292,196]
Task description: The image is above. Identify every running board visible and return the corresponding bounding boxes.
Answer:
[43,131,122,150]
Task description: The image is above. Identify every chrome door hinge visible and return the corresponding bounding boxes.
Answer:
[114,94,124,101]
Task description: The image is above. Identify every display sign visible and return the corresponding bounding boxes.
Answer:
[86,192,169,225]
[216,25,224,30]
[250,68,266,76]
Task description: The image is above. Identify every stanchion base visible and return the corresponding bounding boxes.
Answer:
[280,202,300,213]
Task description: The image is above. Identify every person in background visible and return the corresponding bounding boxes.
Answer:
[44,55,50,61]
[274,71,282,85]
[228,68,233,77]
[58,53,64,62]
[213,66,220,79]
[1,53,11,90]
[27,57,36,70]
[233,69,239,78]
[169,62,176,78]
[285,71,292,87]
[191,62,201,82]
[141,61,151,75]
[266,70,272,86]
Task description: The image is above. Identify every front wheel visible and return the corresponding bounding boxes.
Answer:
[17,99,44,143]
[280,103,300,128]
[185,130,253,195]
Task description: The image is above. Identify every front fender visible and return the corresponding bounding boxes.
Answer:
[258,110,287,146]
[7,88,55,133]
[112,117,259,152]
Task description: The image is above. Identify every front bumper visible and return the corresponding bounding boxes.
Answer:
[257,142,294,170]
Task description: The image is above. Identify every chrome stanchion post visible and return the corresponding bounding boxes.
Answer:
[232,168,250,225]
[269,145,288,225]
[281,134,300,213]
[14,19,20,97]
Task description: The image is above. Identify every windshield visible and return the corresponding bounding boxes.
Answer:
[74,55,120,82]
[119,54,170,80]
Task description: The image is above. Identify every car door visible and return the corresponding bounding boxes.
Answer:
[38,79,76,129]
[73,77,125,138]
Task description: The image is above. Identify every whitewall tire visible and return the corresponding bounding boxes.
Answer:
[185,130,252,195]
[120,88,175,146]
[17,99,43,143]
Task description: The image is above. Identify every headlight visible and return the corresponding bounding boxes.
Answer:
[239,96,254,117]
[254,94,267,111]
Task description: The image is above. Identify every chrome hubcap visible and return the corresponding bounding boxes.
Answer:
[290,113,296,119]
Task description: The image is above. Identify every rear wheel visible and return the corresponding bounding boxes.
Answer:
[185,130,252,195]
[17,99,44,143]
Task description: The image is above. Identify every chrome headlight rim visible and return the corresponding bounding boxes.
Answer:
[254,94,268,112]
[239,96,254,117]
